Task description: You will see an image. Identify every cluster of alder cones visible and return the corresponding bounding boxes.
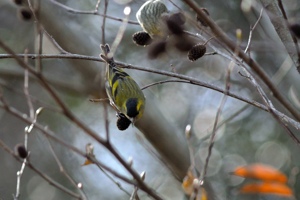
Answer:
[132,11,208,62]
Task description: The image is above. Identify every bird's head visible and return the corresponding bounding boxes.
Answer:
[125,98,145,124]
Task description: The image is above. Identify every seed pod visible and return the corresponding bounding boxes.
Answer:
[14,143,28,159]
[116,113,131,131]
[188,44,206,61]
[18,7,32,21]
[132,31,152,46]
[12,0,23,5]
[168,12,186,26]
[148,40,167,59]
[289,23,300,39]
[166,16,184,36]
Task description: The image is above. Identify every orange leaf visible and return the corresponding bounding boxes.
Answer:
[82,159,93,166]
[233,164,287,183]
[182,171,195,195]
[240,182,293,197]
[182,171,209,200]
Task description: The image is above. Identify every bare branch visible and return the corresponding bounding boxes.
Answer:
[261,0,300,72]
[48,0,139,25]
[0,139,83,200]
[47,138,88,200]
[182,0,300,121]
[244,8,264,54]
[1,52,299,130]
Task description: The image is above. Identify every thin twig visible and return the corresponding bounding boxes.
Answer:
[93,161,132,196]
[130,186,139,200]
[43,31,70,54]
[0,139,83,200]
[242,9,300,142]
[201,38,235,181]
[141,79,190,90]
[103,103,110,142]
[184,124,198,177]
[27,0,43,72]
[244,8,264,54]
[49,0,139,25]
[47,138,88,200]
[0,40,163,200]
[23,52,35,122]
[167,0,182,11]
[195,104,251,146]
[0,53,299,131]
[276,0,300,72]
[14,52,35,199]
[240,68,300,144]
[109,6,131,57]
[101,0,108,44]
[94,0,101,13]
[183,0,300,121]
[0,99,135,186]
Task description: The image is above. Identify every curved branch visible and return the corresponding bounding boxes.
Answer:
[182,0,300,122]
[1,53,299,130]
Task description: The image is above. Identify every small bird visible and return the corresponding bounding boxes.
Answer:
[136,0,169,38]
[100,44,146,126]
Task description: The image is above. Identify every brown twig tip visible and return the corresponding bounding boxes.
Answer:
[132,31,152,46]
[14,143,28,159]
[188,44,207,61]
[100,44,110,55]
[100,44,114,61]
[116,113,131,131]
[18,7,32,21]
[165,15,185,36]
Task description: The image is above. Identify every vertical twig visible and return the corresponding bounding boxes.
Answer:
[14,108,43,199]
[14,51,35,199]
[200,29,243,185]
[201,51,233,181]
[109,6,131,57]
[103,103,110,142]
[244,8,263,54]
[101,0,108,44]
[93,160,132,196]
[27,0,43,72]
[94,0,101,13]
[47,138,88,200]
[0,139,83,199]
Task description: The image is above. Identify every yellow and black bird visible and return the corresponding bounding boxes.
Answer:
[136,0,169,38]
[100,44,146,130]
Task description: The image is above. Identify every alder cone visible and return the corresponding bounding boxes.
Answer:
[188,44,206,61]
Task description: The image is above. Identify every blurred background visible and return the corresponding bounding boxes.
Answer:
[0,0,300,199]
